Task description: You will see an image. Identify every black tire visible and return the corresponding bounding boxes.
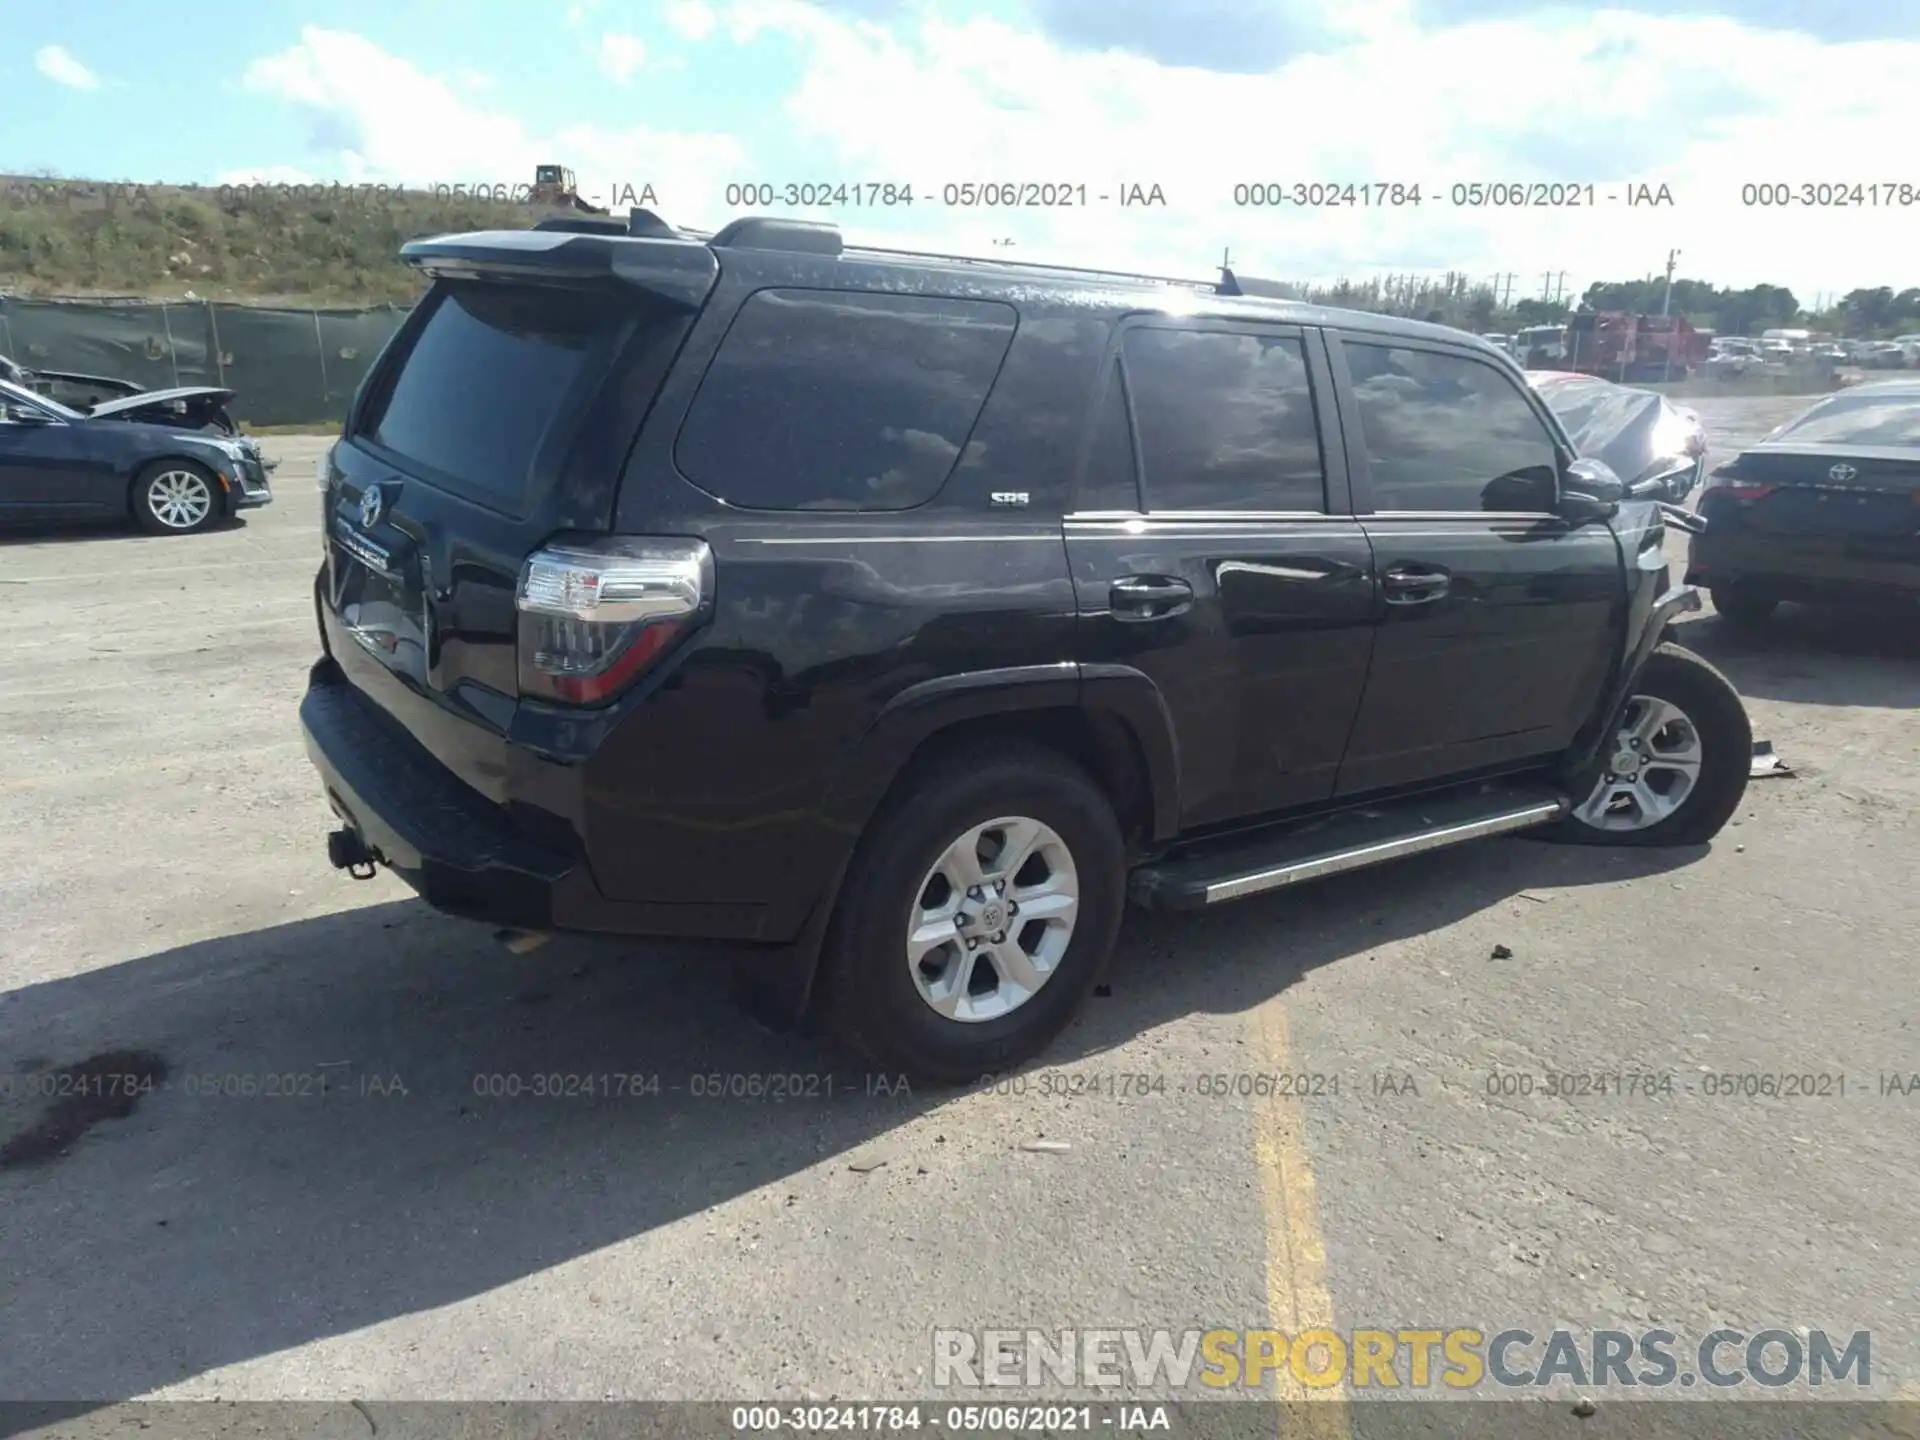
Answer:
[132,459,222,535]
[1554,643,1751,848]
[1711,583,1777,629]
[819,741,1126,1086]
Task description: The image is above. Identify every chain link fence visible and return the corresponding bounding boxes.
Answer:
[0,295,411,427]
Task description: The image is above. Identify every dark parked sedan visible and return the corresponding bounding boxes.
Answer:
[1686,379,1920,625]
[0,377,273,534]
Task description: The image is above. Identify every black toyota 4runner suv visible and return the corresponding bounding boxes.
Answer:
[302,210,1751,1083]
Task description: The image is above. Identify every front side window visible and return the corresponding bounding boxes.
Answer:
[676,289,1017,511]
[1120,327,1326,512]
[1345,341,1560,512]
[1,384,76,422]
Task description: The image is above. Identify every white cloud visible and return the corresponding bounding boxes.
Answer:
[36,45,101,91]
[665,0,719,40]
[716,1,1920,297]
[599,32,648,83]
[230,12,1919,297]
[240,27,748,214]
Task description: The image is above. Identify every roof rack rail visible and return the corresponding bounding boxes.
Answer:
[710,216,843,255]
[842,238,1218,293]
[1218,266,1301,299]
[533,214,628,235]
[624,207,682,239]
[532,208,686,239]
[630,211,1267,299]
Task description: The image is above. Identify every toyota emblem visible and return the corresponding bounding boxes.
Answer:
[1828,463,1858,483]
[359,486,385,529]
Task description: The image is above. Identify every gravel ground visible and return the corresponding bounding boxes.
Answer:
[0,406,1915,1433]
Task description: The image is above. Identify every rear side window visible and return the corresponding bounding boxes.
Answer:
[1075,366,1142,511]
[676,289,1016,511]
[358,281,628,506]
[1344,341,1560,512]
[1120,328,1326,512]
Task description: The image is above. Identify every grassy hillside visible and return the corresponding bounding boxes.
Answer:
[0,177,579,305]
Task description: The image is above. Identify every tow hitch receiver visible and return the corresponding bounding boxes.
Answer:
[326,828,379,879]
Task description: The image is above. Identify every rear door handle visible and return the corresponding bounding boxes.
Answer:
[1382,564,1450,604]
[1109,574,1193,620]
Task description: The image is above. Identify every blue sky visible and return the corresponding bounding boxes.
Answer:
[6,0,1918,299]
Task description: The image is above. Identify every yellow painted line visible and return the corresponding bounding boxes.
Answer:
[1252,1000,1350,1438]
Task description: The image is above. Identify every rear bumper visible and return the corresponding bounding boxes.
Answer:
[300,660,578,930]
[1686,531,1920,605]
[299,658,782,941]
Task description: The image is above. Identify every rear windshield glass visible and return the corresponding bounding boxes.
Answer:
[675,288,1016,511]
[1769,393,1920,447]
[358,281,626,505]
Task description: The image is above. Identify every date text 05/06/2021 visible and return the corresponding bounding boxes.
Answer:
[730,1403,1173,1433]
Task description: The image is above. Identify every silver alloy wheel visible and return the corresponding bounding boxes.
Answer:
[1576,693,1705,831]
[906,815,1079,1024]
[147,469,214,529]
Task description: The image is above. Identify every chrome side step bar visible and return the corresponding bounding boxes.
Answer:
[1129,783,1570,910]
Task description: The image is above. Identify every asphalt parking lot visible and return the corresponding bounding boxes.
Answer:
[1,406,1917,1427]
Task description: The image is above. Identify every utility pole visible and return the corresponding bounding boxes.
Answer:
[1660,248,1680,316]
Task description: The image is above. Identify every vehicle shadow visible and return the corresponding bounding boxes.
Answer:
[0,834,1700,1404]
[0,515,253,547]
[1677,609,1920,710]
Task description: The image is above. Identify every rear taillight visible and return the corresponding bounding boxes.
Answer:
[318,442,339,558]
[1704,464,1774,502]
[515,537,712,705]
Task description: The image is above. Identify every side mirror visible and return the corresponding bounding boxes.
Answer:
[1627,457,1699,500]
[4,404,54,426]
[1559,457,1625,524]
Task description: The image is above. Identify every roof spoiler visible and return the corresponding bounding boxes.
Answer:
[399,223,717,308]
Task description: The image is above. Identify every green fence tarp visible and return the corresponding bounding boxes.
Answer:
[0,296,409,427]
